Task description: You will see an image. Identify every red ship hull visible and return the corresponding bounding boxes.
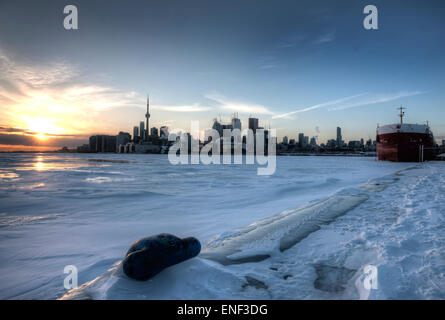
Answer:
[377,132,436,162]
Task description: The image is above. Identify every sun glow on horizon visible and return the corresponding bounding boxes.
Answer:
[23,117,65,137]
[35,133,48,140]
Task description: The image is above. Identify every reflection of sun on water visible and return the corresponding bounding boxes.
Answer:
[34,156,45,171]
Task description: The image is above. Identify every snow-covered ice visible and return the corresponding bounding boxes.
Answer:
[0,153,443,299]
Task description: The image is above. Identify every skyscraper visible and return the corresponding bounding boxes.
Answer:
[212,119,223,137]
[150,127,158,137]
[298,133,305,148]
[336,127,342,148]
[231,113,241,131]
[133,126,139,140]
[139,121,145,140]
[310,137,317,147]
[304,136,309,148]
[160,126,169,140]
[248,118,259,134]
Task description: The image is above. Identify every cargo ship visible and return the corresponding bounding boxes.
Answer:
[377,107,437,162]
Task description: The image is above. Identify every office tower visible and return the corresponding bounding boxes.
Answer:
[116,132,131,150]
[310,136,317,147]
[133,126,139,140]
[248,118,259,134]
[89,135,117,153]
[139,121,145,140]
[212,119,223,137]
[298,133,304,148]
[283,136,288,144]
[231,113,241,131]
[160,126,169,139]
[150,127,158,137]
[336,127,342,148]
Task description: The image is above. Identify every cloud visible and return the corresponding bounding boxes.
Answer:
[0,47,211,146]
[272,93,367,119]
[327,91,428,111]
[0,48,79,88]
[272,91,427,119]
[205,93,274,115]
[313,31,335,44]
[151,104,211,112]
[0,126,82,137]
[0,132,88,148]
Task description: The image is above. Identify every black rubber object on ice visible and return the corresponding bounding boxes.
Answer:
[123,233,201,281]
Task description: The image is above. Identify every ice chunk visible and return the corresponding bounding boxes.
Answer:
[200,194,369,265]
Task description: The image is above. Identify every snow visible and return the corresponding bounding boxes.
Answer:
[0,153,443,299]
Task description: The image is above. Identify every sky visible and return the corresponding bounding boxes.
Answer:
[0,0,444,151]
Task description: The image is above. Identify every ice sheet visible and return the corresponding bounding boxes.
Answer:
[0,153,443,299]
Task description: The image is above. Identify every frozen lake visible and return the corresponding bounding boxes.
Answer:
[0,153,443,299]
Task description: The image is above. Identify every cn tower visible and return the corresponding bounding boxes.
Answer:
[145,94,150,141]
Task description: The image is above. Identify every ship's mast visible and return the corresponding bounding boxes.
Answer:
[398,106,406,124]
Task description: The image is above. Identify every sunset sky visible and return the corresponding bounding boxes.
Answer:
[1,0,444,151]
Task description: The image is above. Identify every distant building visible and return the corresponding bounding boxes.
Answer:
[222,124,233,132]
[337,127,342,148]
[348,140,362,149]
[151,127,158,137]
[89,135,117,153]
[76,144,90,153]
[327,139,337,149]
[160,126,169,140]
[139,121,145,140]
[304,136,309,148]
[310,137,317,147]
[212,119,223,137]
[248,118,259,134]
[289,139,295,145]
[298,133,305,148]
[442,140,445,146]
[231,114,241,131]
[116,132,131,151]
[133,126,139,140]
[282,136,288,144]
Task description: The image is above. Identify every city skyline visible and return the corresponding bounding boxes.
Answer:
[1,0,445,151]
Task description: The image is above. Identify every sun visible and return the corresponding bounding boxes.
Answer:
[35,133,48,140]
[22,117,65,139]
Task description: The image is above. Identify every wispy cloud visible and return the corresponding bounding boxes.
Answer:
[254,54,284,70]
[272,93,367,119]
[151,104,210,113]
[313,31,335,44]
[272,91,427,119]
[327,91,427,111]
[205,93,274,115]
